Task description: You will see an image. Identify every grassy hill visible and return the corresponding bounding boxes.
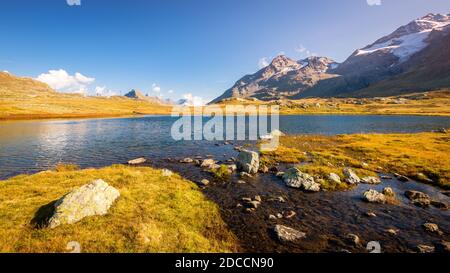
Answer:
[0,72,172,120]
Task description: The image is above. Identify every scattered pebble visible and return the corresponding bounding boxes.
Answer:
[365,212,377,218]
[346,234,360,246]
[240,172,253,179]
[423,223,442,235]
[386,228,399,235]
[284,210,296,219]
[415,244,435,253]
[199,179,210,186]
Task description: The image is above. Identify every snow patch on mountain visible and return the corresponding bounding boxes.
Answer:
[356,13,449,62]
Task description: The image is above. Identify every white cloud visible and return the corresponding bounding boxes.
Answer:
[168,89,174,94]
[258,57,269,69]
[95,86,117,97]
[36,69,95,94]
[66,0,81,6]
[295,44,317,58]
[152,83,161,93]
[366,0,382,6]
[180,93,208,106]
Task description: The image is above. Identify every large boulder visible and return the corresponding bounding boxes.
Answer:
[274,225,306,242]
[282,168,321,192]
[236,150,260,174]
[47,179,120,229]
[343,168,361,184]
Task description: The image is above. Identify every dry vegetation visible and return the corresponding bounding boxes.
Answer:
[261,132,450,189]
[0,164,237,253]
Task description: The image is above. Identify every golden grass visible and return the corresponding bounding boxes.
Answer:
[0,93,174,120]
[261,132,450,189]
[0,165,237,253]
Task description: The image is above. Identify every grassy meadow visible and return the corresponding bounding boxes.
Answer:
[261,132,450,190]
[0,164,237,253]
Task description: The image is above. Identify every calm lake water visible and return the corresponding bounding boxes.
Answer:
[0,115,449,179]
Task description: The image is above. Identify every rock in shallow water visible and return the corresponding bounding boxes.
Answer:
[361,176,381,184]
[127,157,146,165]
[274,225,306,242]
[180,157,194,163]
[200,159,216,168]
[423,223,442,234]
[382,187,395,197]
[236,150,260,174]
[405,190,431,207]
[363,189,386,204]
[416,244,435,253]
[47,179,120,229]
[282,168,320,192]
[199,179,210,186]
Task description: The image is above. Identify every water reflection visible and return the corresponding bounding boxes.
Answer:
[0,115,449,179]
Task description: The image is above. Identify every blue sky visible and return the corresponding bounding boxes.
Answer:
[1,0,449,102]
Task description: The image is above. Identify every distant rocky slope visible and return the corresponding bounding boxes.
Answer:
[211,13,450,102]
[124,89,174,105]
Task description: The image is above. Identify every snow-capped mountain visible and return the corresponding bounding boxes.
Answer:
[335,13,450,76]
[299,13,450,98]
[355,13,449,63]
[212,13,450,102]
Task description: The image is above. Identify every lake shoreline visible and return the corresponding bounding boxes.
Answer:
[1,111,450,122]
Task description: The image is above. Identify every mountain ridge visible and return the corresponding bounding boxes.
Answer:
[211,13,450,103]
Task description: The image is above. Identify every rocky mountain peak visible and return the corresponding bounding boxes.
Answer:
[268,55,300,72]
[299,56,339,72]
[124,89,146,99]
